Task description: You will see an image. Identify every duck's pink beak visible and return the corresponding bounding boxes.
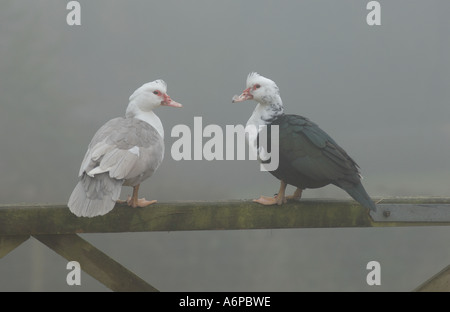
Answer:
[161,94,182,108]
[232,87,253,103]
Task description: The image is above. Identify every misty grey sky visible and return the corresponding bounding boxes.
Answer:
[1,1,450,292]
[2,1,450,204]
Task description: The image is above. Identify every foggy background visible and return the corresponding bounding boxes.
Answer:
[1,0,450,291]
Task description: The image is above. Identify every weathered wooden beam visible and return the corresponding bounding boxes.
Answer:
[0,235,29,258]
[1,198,450,236]
[33,234,158,292]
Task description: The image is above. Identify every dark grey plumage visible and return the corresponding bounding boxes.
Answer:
[234,72,376,211]
[265,114,376,211]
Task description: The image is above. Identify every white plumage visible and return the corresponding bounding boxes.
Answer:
[68,80,182,217]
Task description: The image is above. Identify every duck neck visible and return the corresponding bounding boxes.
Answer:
[126,102,164,138]
[247,94,284,128]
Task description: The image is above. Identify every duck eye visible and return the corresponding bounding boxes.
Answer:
[254,84,261,89]
[153,90,160,95]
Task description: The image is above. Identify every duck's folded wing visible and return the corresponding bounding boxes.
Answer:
[269,114,361,184]
[79,117,164,181]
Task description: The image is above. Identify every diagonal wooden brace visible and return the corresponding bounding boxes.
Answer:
[33,234,158,292]
[0,235,30,259]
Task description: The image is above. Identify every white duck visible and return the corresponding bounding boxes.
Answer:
[68,80,182,217]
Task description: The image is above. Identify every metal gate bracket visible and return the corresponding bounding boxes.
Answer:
[370,204,450,222]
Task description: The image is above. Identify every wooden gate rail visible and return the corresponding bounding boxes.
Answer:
[2,198,450,291]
